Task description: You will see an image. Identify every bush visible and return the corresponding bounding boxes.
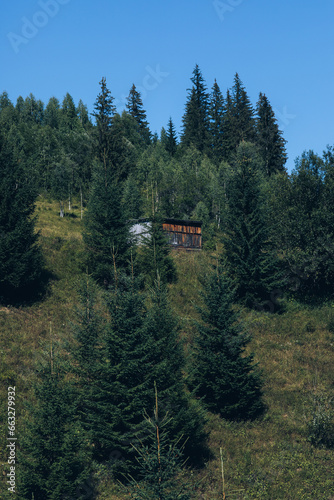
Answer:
[307,393,334,449]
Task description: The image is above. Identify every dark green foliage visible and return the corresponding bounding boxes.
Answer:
[223,142,284,309]
[22,93,44,124]
[76,99,92,130]
[136,215,177,286]
[60,92,78,131]
[165,117,178,156]
[69,276,110,460]
[268,150,334,299]
[142,280,207,463]
[127,392,194,500]
[208,79,225,164]
[92,76,116,174]
[126,84,152,146]
[192,266,265,420]
[123,174,143,220]
[44,97,61,128]
[256,92,287,176]
[0,130,43,303]
[222,74,256,162]
[18,353,92,499]
[83,165,131,284]
[181,65,210,154]
[71,274,207,469]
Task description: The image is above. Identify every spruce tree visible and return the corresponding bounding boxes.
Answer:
[221,89,236,163]
[18,347,92,499]
[83,164,130,284]
[92,77,116,175]
[192,266,265,420]
[60,92,78,130]
[127,389,194,500]
[181,65,210,153]
[231,73,256,144]
[208,79,225,164]
[126,84,152,146]
[44,97,61,129]
[142,279,207,462]
[136,215,177,286]
[69,276,108,460]
[223,141,283,309]
[122,174,143,220]
[256,92,287,176]
[0,130,43,303]
[165,117,178,156]
[84,78,131,283]
[222,74,256,162]
[91,274,207,471]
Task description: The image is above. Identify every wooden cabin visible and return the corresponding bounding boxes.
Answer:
[130,218,202,250]
[162,219,202,250]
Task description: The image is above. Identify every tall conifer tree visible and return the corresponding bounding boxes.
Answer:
[84,78,131,282]
[181,65,210,153]
[208,79,225,164]
[92,77,116,175]
[18,349,91,499]
[222,74,256,162]
[0,130,43,303]
[192,267,265,420]
[256,92,287,176]
[126,84,152,146]
[165,117,178,156]
[223,142,283,309]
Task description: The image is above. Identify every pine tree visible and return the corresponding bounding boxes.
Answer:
[84,78,132,283]
[69,276,111,460]
[83,164,130,285]
[18,345,92,499]
[127,388,194,500]
[126,84,152,146]
[142,279,207,463]
[256,92,287,176]
[208,79,225,164]
[60,92,78,130]
[220,89,236,163]
[44,97,61,128]
[191,266,265,420]
[92,77,116,175]
[165,117,178,156]
[76,99,92,130]
[222,74,256,162]
[100,273,155,469]
[122,174,143,220]
[88,274,207,471]
[0,130,43,303]
[181,65,210,153]
[231,73,256,144]
[223,141,283,309]
[136,215,177,286]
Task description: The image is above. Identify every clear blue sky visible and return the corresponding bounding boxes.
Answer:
[1,0,333,172]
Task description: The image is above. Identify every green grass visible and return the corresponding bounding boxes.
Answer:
[1,198,334,499]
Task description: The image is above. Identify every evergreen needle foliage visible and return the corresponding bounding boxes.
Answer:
[18,346,92,499]
[136,215,177,287]
[223,142,284,309]
[0,129,43,303]
[192,265,265,420]
[127,388,194,500]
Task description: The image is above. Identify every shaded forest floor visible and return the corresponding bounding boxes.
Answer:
[1,198,334,499]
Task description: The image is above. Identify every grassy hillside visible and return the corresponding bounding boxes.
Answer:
[1,198,334,499]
